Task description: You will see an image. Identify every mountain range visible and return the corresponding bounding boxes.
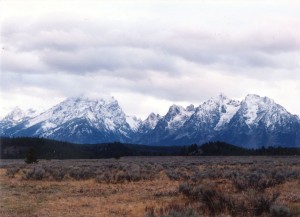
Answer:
[1,94,299,148]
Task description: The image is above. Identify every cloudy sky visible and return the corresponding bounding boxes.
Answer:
[1,0,300,119]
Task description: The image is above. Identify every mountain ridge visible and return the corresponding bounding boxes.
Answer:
[1,94,299,148]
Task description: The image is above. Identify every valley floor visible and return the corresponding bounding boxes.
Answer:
[0,156,299,217]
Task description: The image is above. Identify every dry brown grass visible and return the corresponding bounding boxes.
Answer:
[0,168,179,217]
[0,156,299,217]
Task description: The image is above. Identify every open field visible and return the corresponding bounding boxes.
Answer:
[0,156,299,217]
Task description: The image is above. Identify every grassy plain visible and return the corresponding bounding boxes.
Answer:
[0,156,299,217]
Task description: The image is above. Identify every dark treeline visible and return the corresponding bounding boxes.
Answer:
[0,137,182,159]
[0,137,299,159]
[183,141,300,156]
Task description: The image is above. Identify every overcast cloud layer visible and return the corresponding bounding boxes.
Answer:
[1,0,300,119]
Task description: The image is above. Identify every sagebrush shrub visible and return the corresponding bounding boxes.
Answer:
[270,205,292,217]
[251,192,279,216]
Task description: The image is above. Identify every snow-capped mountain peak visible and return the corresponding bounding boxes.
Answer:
[240,94,293,128]
[215,101,241,130]
[27,95,121,127]
[13,95,134,143]
[164,104,195,131]
[192,94,240,130]
[1,94,299,148]
[166,104,195,118]
[205,93,230,104]
[126,115,142,131]
[0,107,38,134]
[167,104,183,114]
[2,107,38,123]
[242,94,267,125]
[138,112,161,132]
[186,104,195,112]
[4,107,26,122]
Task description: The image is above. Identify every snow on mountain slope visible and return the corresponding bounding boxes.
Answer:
[134,104,195,144]
[214,95,241,130]
[8,96,134,141]
[139,113,161,132]
[0,107,38,132]
[146,113,161,129]
[166,94,239,144]
[213,94,300,148]
[238,94,296,129]
[2,107,37,123]
[154,104,195,134]
[126,116,142,132]
[1,94,299,147]
[26,96,118,128]
[187,94,240,130]
[130,113,162,143]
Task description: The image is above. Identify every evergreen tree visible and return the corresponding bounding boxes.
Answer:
[25,147,38,164]
[188,144,198,153]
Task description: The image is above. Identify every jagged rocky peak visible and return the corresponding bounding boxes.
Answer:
[202,94,223,107]
[164,105,183,121]
[164,104,193,122]
[0,107,39,135]
[242,94,276,113]
[168,104,184,113]
[244,94,274,104]
[3,107,25,121]
[62,94,118,108]
[25,94,128,132]
[14,94,135,143]
[147,112,161,121]
[126,115,142,131]
[1,93,299,147]
[2,107,37,122]
[209,94,240,105]
[197,94,240,113]
[167,104,196,115]
[63,95,119,111]
[240,94,292,127]
[191,94,241,130]
[142,112,161,129]
[186,104,195,112]
[161,104,196,132]
[242,94,287,113]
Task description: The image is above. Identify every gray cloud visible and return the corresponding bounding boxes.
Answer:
[40,46,179,74]
[2,18,300,79]
[1,4,300,118]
